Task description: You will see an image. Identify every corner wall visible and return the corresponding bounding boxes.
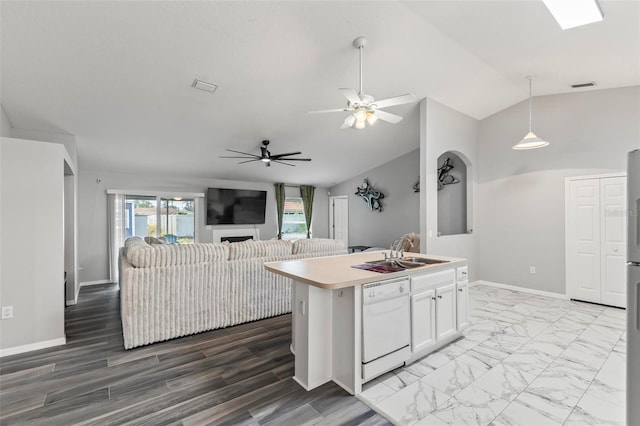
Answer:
[77,169,330,283]
[477,86,640,295]
[0,105,11,137]
[329,149,421,249]
[1,138,66,353]
[421,98,479,281]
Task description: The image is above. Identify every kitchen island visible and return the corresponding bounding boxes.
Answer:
[264,250,468,395]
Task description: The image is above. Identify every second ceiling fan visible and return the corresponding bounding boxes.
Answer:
[309,36,417,130]
[220,140,311,167]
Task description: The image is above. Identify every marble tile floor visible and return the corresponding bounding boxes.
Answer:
[360,284,626,426]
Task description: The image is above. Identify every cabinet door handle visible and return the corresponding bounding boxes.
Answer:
[458,288,463,292]
[431,297,436,301]
[437,295,443,299]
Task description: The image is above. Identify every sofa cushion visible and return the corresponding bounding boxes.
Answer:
[126,242,229,268]
[292,238,347,255]
[144,236,167,245]
[123,236,148,256]
[228,240,293,260]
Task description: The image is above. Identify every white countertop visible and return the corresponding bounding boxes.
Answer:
[264,250,466,290]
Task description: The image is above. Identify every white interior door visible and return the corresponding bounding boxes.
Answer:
[568,179,601,303]
[600,177,627,307]
[329,196,348,247]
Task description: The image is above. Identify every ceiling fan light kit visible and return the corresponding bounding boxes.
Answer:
[220,140,311,167]
[309,36,416,130]
[513,76,549,150]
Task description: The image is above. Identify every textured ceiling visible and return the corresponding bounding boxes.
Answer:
[1,1,638,186]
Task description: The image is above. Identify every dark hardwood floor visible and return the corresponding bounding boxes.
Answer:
[0,283,391,425]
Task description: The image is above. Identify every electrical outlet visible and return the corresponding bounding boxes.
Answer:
[1,305,13,319]
[530,266,536,274]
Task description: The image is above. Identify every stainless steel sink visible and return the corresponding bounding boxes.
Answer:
[365,259,404,268]
[365,257,449,269]
[399,257,448,266]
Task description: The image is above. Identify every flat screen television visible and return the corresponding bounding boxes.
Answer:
[206,188,267,225]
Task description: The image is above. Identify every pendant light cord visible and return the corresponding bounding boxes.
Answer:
[358,46,363,95]
[528,76,533,132]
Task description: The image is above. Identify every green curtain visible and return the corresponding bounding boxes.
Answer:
[300,185,315,239]
[274,183,285,239]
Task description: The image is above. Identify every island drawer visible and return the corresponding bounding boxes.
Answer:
[456,266,468,281]
[411,269,455,293]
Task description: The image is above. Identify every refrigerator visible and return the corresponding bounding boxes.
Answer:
[628,149,640,425]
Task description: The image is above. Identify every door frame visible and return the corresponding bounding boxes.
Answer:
[329,195,349,244]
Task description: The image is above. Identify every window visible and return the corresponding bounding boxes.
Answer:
[125,195,195,243]
[282,197,308,240]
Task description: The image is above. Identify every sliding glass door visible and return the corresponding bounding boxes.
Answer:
[125,196,157,238]
[160,198,195,244]
[124,195,195,244]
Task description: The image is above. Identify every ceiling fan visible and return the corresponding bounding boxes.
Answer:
[220,140,311,167]
[308,36,417,130]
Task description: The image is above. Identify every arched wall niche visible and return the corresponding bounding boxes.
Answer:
[437,150,473,236]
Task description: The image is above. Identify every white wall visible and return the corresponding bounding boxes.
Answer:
[78,169,330,283]
[421,98,479,281]
[329,149,420,249]
[477,86,640,295]
[0,105,11,137]
[1,137,66,353]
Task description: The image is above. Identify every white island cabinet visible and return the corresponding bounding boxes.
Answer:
[264,251,468,396]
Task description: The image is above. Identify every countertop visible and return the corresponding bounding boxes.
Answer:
[264,250,466,290]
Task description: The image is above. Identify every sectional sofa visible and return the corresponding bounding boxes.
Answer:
[119,237,347,349]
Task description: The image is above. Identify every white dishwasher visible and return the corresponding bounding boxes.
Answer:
[362,277,411,381]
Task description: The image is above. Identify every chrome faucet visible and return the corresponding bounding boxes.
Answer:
[386,236,414,261]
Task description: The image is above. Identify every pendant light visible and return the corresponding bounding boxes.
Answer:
[513,76,549,150]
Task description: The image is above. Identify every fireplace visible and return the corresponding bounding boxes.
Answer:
[212,227,260,243]
[221,235,253,243]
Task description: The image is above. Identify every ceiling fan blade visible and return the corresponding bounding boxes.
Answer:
[276,158,311,161]
[270,151,302,159]
[340,114,356,129]
[374,109,404,124]
[339,88,362,105]
[237,159,261,164]
[219,155,256,159]
[308,108,350,114]
[225,148,260,157]
[373,93,417,109]
[272,160,296,167]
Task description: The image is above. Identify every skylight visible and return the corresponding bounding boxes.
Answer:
[542,0,604,30]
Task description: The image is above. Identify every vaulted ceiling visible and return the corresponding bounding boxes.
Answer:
[1,1,638,186]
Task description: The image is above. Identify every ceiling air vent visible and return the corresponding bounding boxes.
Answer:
[191,79,218,93]
[571,82,596,88]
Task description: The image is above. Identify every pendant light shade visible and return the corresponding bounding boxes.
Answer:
[513,76,549,150]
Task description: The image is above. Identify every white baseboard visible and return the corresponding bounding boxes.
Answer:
[472,280,568,300]
[0,337,66,358]
[66,299,77,306]
[79,279,114,287]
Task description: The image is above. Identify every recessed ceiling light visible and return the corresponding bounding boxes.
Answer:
[191,78,218,93]
[542,0,603,30]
